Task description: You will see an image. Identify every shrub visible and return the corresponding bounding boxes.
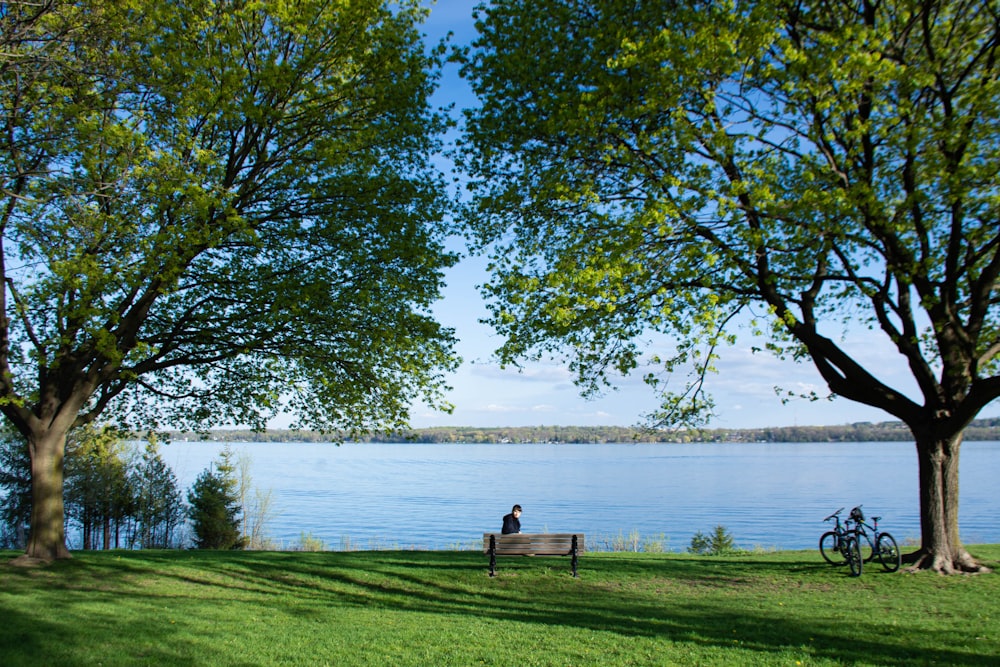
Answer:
[296,532,326,551]
[688,525,738,555]
[641,533,668,553]
[610,529,642,552]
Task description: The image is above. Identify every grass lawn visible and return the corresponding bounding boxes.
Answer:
[1,546,998,666]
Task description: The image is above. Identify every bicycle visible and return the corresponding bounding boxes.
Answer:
[845,533,863,576]
[820,507,864,576]
[848,506,901,572]
[819,507,853,565]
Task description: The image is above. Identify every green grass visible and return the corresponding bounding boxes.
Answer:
[2,546,998,666]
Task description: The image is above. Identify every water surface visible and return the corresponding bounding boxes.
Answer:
[160,440,1000,551]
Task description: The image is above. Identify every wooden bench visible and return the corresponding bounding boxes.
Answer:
[483,533,585,577]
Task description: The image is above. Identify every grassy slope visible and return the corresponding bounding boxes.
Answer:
[2,546,998,666]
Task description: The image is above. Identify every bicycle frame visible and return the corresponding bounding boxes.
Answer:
[846,507,901,573]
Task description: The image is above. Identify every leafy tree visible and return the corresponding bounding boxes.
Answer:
[459,0,999,572]
[1,0,457,560]
[187,446,244,550]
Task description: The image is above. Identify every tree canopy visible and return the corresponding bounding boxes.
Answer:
[1,0,458,560]
[2,0,459,433]
[459,0,1000,572]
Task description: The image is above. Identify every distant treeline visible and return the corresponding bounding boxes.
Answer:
[167,418,1000,445]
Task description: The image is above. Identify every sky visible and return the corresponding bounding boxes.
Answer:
[392,1,1000,431]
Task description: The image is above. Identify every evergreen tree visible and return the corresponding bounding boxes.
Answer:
[4,425,186,550]
[0,429,31,549]
[64,426,134,550]
[132,436,184,549]
[187,447,244,550]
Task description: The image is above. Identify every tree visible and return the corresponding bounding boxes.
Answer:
[689,526,738,556]
[7,426,185,550]
[459,0,999,572]
[235,450,274,550]
[64,425,133,550]
[131,435,184,549]
[0,428,31,549]
[1,0,458,561]
[187,446,244,550]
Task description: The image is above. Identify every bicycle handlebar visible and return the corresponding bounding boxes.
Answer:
[823,507,845,522]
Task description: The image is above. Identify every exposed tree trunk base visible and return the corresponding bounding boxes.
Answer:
[24,543,73,562]
[8,552,69,567]
[902,548,990,574]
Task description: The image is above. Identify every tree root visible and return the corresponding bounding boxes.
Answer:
[8,546,73,567]
[7,554,54,568]
[902,548,991,574]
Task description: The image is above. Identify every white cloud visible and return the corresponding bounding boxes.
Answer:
[480,403,518,413]
[476,402,556,414]
[468,359,574,384]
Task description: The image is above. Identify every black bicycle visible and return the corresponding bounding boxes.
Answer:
[819,507,864,576]
[845,533,863,576]
[819,507,851,564]
[848,506,901,573]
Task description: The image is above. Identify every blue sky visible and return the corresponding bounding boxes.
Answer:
[399,1,1000,430]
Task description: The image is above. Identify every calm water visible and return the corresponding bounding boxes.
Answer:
[159,440,1000,551]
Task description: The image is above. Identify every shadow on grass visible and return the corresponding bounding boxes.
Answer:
[0,606,56,664]
[304,551,999,667]
[2,549,997,666]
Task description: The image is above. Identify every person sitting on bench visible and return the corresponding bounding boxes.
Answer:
[501,504,522,534]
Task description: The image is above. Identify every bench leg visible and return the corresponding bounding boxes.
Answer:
[571,535,579,578]
[489,535,497,577]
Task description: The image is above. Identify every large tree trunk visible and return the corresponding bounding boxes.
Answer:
[24,428,72,561]
[908,432,987,574]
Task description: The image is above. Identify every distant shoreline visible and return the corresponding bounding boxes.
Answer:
[165,418,1000,444]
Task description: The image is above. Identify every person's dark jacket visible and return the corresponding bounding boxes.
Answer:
[501,513,520,534]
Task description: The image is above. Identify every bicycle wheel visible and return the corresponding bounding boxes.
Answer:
[819,531,845,565]
[876,533,901,572]
[855,531,876,563]
[846,536,863,577]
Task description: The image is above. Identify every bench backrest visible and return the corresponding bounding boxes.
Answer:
[482,533,585,555]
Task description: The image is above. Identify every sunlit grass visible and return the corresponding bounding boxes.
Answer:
[2,546,998,666]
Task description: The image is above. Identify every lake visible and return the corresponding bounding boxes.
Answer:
[159,440,1000,552]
